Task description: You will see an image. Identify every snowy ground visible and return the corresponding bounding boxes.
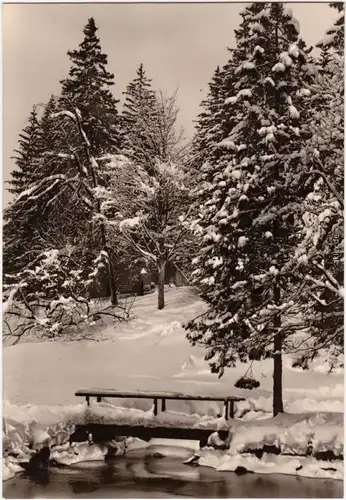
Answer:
[2,287,344,481]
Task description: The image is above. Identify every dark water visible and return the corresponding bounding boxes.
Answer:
[3,453,343,499]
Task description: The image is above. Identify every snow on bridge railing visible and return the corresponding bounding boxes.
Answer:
[75,388,245,419]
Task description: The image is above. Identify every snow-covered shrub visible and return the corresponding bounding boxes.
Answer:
[3,247,129,343]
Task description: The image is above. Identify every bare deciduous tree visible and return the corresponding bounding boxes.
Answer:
[103,91,193,309]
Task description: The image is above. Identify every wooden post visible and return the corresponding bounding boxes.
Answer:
[97,396,102,403]
[161,398,166,412]
[224,400,229,420]
[153,398,158,416]
[229,400,235,419]
[86,396,90,406]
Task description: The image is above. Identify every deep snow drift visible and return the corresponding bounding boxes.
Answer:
[2,287,344,481]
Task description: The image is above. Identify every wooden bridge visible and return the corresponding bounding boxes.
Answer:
[74,389,245,444]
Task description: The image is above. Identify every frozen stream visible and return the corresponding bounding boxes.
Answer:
[3,450,343,498]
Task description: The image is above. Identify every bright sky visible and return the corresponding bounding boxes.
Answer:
[2,2,336,206]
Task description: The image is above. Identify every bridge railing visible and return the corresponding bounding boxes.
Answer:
[75,388,245,420]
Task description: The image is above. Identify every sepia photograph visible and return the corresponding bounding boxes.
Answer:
[2,1,344,497]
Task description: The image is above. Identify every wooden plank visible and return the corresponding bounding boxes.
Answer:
[75,388,244,402]
[76,424,222,443]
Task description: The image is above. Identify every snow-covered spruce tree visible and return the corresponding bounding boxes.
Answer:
[3,96,86,284]
[186,3,318,416]
[53,104,120,305]
[3,105,132,344]
[317,2,344,56]
[121,64,158,173]
[188,61,239,281]
[3,106,48,280]
[6,104,120,306]
[291,9,344,367]
[60,17,121,155]
[7,106,43,197]
[38,97,100,256]
[190,7,263,232]
[192,66,228,171]
[4,41,119,292]
[57,18,122,299]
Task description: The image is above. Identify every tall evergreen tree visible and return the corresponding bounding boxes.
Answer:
[60,17,121,155]
[4,18,124,330]
[317,2,344,55]
[190,5,265,217]
[57,18,122,301]
[192,66,227,170]
[7,107,43,197]
[121,63,158,172]
[186,3,318,415]
[4,106,47,279]
[293,3,344,366]
[37,95,92,246]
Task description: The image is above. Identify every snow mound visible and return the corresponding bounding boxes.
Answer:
[81,401,229,430]
[229,412,343,458]
[197,412,343,480]
[200,452,343,481]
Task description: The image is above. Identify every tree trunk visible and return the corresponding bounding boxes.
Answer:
[158,260,166,310]
[101,228,118,306]
[108,260,118,306]
[138,277,144,296]
[273,331,283,416]
[273,283,283,416]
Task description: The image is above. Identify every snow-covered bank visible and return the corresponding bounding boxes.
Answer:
[199,452,344,481]
[135,412,344,481]
[2,401,83,481]
[2,401,149,482]
[2,397,343,482]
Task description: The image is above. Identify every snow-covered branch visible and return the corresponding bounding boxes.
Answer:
[3,248,130,344]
